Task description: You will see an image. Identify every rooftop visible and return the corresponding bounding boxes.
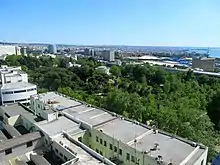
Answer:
[53,135,106,165]
[97,118,206,164]
[0,131,42,152]
[0,103,28,117]
[63,105,116,126]
[1,82,36,90]
[35,116,80,137]
[32,92,82,110]
[0,104,45,124]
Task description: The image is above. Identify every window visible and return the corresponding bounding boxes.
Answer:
[64,156,68,161]
[96,149,99,153]
[60,153,63,157]
[15,98,27,102]
[89,132,92,137]
[126,153,130,161]
[3,100,14,104]
[131,155,135,162]
[3,91,13,94]
[201,160,204,165]
[104,141,107,147]
[55,149,58,153]
[100,138,103,145]
[14,90,26,93]
[26,141,33,148]
[100,151,103,155]
[109,144,113,150]
[5,148,12,155]
[119,149,122,155]
[38,104,40,108]
[96,136,99,142]
[114,146,117,152]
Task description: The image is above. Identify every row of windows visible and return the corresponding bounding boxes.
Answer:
[3,98,30,104]
[54,147,69,161]
[2,88,36,94]
[5,141,33,155]
[96,136,139,163]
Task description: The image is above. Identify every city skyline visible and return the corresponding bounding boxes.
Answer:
[1,0,220,47]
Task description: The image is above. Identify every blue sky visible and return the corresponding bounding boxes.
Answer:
[0,0,220,47]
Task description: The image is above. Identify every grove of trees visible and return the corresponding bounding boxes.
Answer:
[3,54,220,161]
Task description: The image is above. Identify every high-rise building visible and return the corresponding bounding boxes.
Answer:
[192,57,215,72]
[84,48,90,56]
[48,44,57,54]
[0,65,37,105]
[15,47,21,55]
[102,50,115,62]
[90,49,96,56]
[20,47,27,56]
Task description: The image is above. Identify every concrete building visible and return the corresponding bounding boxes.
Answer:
[20,47,27,56]
[84,48,90,56]
[0,45,21,55]
[0,102,115,165]
[15,47,21,56]
[48,44,57,54]
[192,57,215,72]
[102,50,115,62]
[0,65,37,105]
[28,92,208,165]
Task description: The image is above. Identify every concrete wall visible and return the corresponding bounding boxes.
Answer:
[51,140,75,163]
[7,115,22,126]
[30,154,51,165]
[0,139,42,164]
[193,147,208,165]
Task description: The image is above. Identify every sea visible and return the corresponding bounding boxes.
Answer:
[187,48,220,58]
[208,48,220,58]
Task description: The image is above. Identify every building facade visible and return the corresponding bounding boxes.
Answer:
[48,44,57,54]
[102,50,115,62]
[0,45,20,55]
[20,47,27,56]
[0,65,37,105]
[192,57,215,72]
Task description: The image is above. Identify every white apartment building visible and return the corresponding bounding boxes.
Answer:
[0,45,21,56]
[0,65,37,105]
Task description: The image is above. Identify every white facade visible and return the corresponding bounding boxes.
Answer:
[0,65,37,105]
[0,45,16,55]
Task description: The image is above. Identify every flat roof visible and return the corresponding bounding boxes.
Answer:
[0,103,27,117]
[63,105,116,126]
[53,135,106,165]
[97,118,148,143]
[0,131,42,152]
[33,92,82,110]
[0,104,45,124]
[97,118,206,164]
[1,82,36,90]
[35,116,80,137]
